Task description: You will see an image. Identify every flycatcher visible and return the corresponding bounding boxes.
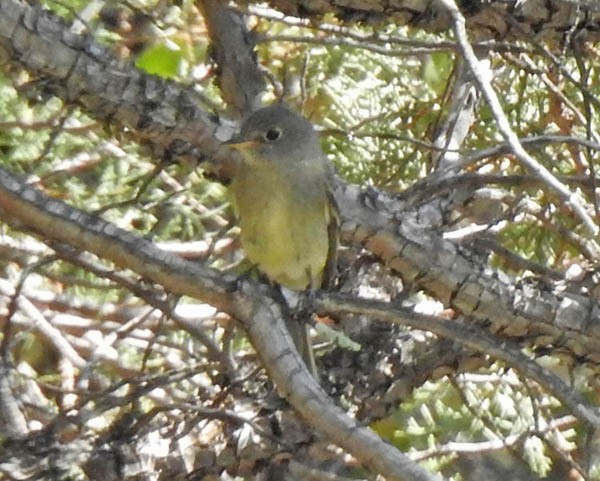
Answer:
[224,104,339,373]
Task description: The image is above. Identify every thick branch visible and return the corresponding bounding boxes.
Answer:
[199,0,265,114]
[337,182,600,364]
[245,0,600,44]
[0,0,219,162]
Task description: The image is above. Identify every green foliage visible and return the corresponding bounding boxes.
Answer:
[372,366,580,478]
[523,436,552,477]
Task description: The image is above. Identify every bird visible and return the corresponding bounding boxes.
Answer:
[223,104,339,374]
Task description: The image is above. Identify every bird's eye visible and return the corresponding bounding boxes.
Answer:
[264,128,282,142]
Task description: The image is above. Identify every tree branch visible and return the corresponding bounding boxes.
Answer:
[247,0,600,44]
[0,0,219,163]
[338,182,600,364]
[199,0,265,114]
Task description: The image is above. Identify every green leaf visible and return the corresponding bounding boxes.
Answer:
[423,52,453,95]
[136,42,182,78]
[314,322,361,351]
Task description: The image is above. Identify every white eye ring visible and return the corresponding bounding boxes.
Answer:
[264,127,282,142]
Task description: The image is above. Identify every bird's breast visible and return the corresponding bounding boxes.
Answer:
[230,162,330,289]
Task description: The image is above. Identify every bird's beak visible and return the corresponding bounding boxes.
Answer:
[224,140,260,152]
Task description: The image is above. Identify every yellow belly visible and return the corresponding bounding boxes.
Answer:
[231,166,330,290]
